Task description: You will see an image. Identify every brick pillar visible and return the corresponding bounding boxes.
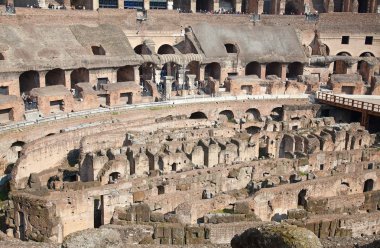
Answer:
[40,71,46,88]
[144,0,150,10]
[134,66,140,84]
[191,0,196,12]
[118,0,124,8]
[281,64,287,81]
[260,64,266,79]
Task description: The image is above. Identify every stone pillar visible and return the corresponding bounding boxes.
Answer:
[65,70,71,89]
[279,0,285,14]
[164,76,173,99]
[213,0,219,11]
[155,69,162,85]
[199,65,206,81]
[351,0,358,12]
[118,0,124,9]
[235,0,242,11]
[191,0,196,12]
[40,71,46,88]
[281,64,287,81]
[134,66,140,84]
[347,62,358,74]
[187,74,196,94]
[257,0,264,13]
[92,0,99,10]
[178,67,186,88]
[144,0,150,10]
[260,64,266,79]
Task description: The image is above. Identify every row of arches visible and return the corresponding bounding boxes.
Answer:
[333,51,375,82]
[134,44,176,55]
[245,62,304,79]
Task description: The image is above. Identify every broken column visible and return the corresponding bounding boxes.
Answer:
[164,76,173,100]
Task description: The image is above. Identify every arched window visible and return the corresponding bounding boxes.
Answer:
[117,66,135,82]
[157,44,175,55]
[363,179,374,192]
[45,68,65,86]
[190,111,207,119]
[266,62,282,78]
[287,62,303,79]
[270,107,283,121]
[19,70,40,95]
[225,43,238,53]
[134,44,152,55]
[298,189,307,207]
[205,62,221,80]
[245,62,261,77]
[91,45,106,55]
[70,68,89,88]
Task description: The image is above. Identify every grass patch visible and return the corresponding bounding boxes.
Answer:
[210,208,234,214]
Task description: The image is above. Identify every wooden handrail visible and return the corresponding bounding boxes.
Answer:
[316,92,380,114]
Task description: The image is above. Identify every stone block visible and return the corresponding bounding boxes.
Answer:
[234,202,250,214]
[150,212,165,222]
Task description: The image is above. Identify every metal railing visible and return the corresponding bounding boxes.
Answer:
[316,91,380,113]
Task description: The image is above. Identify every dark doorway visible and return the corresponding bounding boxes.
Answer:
[94,196,104,228]
[363,179,374,192]
[297,189,307,207]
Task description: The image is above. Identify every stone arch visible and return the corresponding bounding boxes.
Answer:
[259,135,270,158]
[196,0,213,11]
[357,52,374,83]
[333,52,351,74]
[224,43,238,53]
[117,65,135,82]
[285,0,303,14]
[134,44,152,55]
[270,107,283,121]
[287,62,303,79]
[108,172,121,184]
[266,62,282,78]
[245,108,261,121]
[162,62,180,81]
[19,70,40,95]
[91,45,106,55]
[139,62,155,81]
[364,179,374,192]
[245,61,261,77]
[205,62,221,81]
[70,68,89,89]
[11,141,25,160]
[186,61,200,81]
[218,110,234,122]
[246,126,261,135]
[157,44,175,55]
[45,68,65,86]
[190,111,208,119]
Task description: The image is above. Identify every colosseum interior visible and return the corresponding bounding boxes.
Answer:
[0,1,379,247]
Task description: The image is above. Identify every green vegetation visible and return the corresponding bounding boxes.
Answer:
[210,208,234,214]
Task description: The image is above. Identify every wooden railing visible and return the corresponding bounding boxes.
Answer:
[316,91,380,113]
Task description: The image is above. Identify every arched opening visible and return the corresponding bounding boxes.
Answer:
[297,189,307,207]
[0,53,4,60]
[108,172,121,184]
[279,135,294,158]
[186,61,200,81]
[284,0,302,14]
[11,141,25,159]
[218,110,234,122]
[157,44,175,55]
[225,43,238,53]
[363,179,374,192]
[45,68,65,86]
[219,0,234,10]
[173,0,191,11]
[266,62,282,78]
[91,45,106,55]
[157,185,165,195]
[134,44,152,55]
[19,70,40,95]
[270,107,283,121]
[205,62,221,81]
[259,135,269,158]
[196,0,213,12]
[357,52,374,83]
[139,62,155,82]
[162,62,179,82]
[70,68,89,89]
[171,163,177,171]
[190,111,208,119]
[246,126,261,135]
[245,61,261,77]
[287,62,303,79]
[358,0,368,13]
[333,52,351,74]
[117,65,135,82]
[245,108,261,121]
